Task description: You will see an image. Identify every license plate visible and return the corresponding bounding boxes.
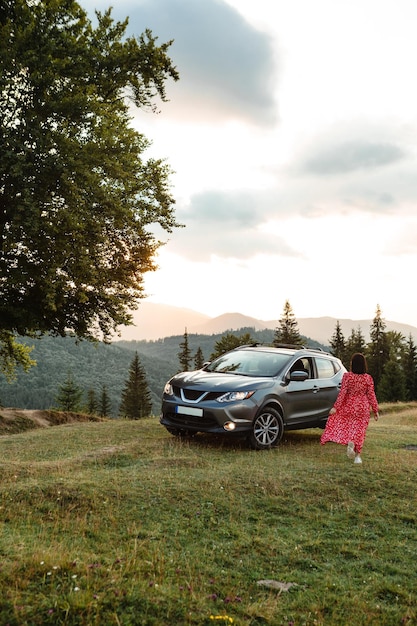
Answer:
[175,406,203,417]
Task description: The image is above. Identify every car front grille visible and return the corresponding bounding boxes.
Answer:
[172,386,224,403]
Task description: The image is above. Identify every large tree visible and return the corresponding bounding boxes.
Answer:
[0,1,179,355]
[178,328,192,372]
[367,305,389,388]
[273,300,303,347]
[403,334,417,401]
[329,320,346,364]
[119,351,152,419]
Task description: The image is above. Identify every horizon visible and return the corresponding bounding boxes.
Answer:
[117,301,417,343]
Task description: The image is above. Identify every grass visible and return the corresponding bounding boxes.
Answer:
[0,404,416,625]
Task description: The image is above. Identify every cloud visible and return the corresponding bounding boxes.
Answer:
[301,140,406,176]
[163,190,300,260]
[85,0,278,126]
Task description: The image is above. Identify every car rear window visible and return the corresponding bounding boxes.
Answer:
[315,357,337,379]
[206,350,290,377]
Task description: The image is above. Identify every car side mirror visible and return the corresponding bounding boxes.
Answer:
[289,370,309,382]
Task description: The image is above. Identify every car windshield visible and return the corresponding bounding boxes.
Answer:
[205,350,291,377]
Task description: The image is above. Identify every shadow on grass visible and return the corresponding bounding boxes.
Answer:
[164,428,324,452]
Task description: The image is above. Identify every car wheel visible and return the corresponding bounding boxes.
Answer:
[249,407,284,450]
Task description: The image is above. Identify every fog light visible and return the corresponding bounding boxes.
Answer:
[224,422,236,431]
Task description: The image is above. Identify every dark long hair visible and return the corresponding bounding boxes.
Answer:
[351,352,367,374]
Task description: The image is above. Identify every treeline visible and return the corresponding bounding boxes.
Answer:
[0,328,301,416]
[329,305,417,401]
[272,299,417,402]
[2,302,414,415]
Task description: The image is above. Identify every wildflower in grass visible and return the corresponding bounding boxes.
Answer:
[209,616,233,624]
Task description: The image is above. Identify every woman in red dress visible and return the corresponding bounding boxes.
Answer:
[321,353,379,464]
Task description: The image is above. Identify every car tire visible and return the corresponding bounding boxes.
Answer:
[249,407,284,450]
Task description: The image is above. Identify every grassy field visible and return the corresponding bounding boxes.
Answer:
[0,404,416,625]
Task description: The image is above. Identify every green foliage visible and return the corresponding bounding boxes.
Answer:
[329,320,346,362]
[0,331,36,381]
[403,334,417,400]
[119,351,152,418]
[193,346,205,369]
[210,331,256,360]
[55,371,83,411]
[86,388,98,415]
[377,357,407,402]
[367,305,390,388]
[178,327,192,371]
[0,0,179,342]
[273,300,303,346]
[0,408,416,624]
[331,306,417,401]
[99,384,112,418]
[345,326,367,361]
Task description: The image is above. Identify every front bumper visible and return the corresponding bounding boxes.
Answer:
[160,398,257,434]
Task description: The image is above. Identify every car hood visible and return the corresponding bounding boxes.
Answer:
[170,370,275,391]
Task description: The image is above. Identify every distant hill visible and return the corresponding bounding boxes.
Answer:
[115,302,417,344]
[117,302,210,341]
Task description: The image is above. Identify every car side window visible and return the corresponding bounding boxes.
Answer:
[290,358,311,379]
[315,357,336,379]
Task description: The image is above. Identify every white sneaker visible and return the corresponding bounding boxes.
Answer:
[347,442,355,458]
[354,455,362,464]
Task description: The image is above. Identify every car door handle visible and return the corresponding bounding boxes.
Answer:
[312,386,320,393]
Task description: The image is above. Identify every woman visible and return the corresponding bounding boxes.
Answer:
[321,353,379,464]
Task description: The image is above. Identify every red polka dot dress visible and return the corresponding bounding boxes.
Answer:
[320,372,379,454]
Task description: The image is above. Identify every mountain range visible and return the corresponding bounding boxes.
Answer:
[117,302,417,345]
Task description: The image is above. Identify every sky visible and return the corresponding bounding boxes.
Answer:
[83,0,417,326]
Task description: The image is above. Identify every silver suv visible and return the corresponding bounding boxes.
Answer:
[160,345,346,449]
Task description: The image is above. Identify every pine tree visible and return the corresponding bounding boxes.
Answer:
[119,352,152,419]
[178,328,192,371]
[273,300,303,346]
[377,357,407,402]
[194,347,205,369]
[99,384,112,418]
[56,371,83,412]
[86,388,98,415]
[367,304,389,388]
[402,334,417,400]
[329,321,346,364]
[346,326,366,358]
[210,332,256,360]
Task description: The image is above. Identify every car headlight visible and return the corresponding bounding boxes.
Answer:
[216,390,255,403]
[164,382,173,395]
